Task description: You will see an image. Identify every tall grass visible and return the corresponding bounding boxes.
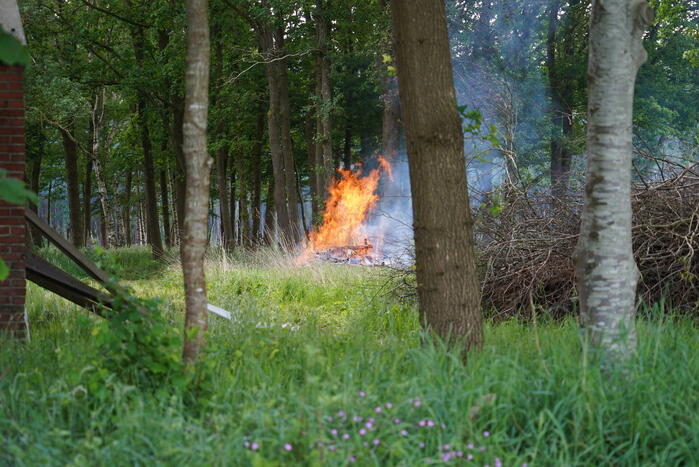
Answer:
[1,247,698,466]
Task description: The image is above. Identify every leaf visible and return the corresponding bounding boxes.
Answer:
[382,54,393,63]
[0,171,38,205]
[0,258,8,282]
[0,30,29,67]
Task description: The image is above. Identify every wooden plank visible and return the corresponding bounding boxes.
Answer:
[25,254,112,316]
[25,209,110,284]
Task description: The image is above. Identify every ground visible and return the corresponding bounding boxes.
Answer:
[1,246,698,466]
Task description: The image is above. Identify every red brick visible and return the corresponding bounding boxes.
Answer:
[0,82,22,91]
[0,109,23,117]
[0,118,23,127]
[1,100,24,108]
[0,217,25,225]
[11,296,25,305]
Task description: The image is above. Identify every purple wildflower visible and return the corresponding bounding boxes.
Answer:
[343,433,350,440]
[359,391,366,397]
[349,456,356,463]
[400,430,408,436]
[467,454,474,460]
[375,407,382,413]
[419,442,426,448]
[394,418,401,424]
[365,422,373,429]
[456,451,464,457]
[468,443,475,449]
[338,410,346,418]
[373,439,380,446]
[359,428,367,436]
[443,444,451,450]
[385,402,393,409]
[283,444,292,452]
[427,420,435,427]
[251,442,259,451]
[495,458,502,467]
[419,420,426,427]
[414,399,422,407]
[483,431,490,438]
[353,416,363,422]
[331,429,338,436]
[243,441,250,448]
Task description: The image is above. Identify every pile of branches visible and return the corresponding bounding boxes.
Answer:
[477,159,699,320]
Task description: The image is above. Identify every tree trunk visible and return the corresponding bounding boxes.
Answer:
[575,0,653,364]
[547,0,574,196]
[90,89,115,247]
[391,0,483,350]
[216,144,233,250]
[380,1,402,159]
[123,167,133,247]
[160,167,172,249]
[82,157,93,245]
[27,133,43,248]
[60,125,83,248]
[171,98,186,242]
[127,16,164,258]
[181,0,211,366]
[136,96,164,258]
[259,23,301,246]
[251,98,265,244]
[314,2,334,196]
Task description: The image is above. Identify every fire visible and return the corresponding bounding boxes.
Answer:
[300,157,392,263]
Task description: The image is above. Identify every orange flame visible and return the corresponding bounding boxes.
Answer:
[301,157,392,261]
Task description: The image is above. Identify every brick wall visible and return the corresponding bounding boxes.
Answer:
[0,64,27,338]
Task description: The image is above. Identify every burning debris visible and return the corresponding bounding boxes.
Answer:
[299,158,393,266]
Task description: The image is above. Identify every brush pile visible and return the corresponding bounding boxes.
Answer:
[386,158,699,320]
[478,159,699,319]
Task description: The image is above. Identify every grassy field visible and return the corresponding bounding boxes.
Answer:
[1,246,698,466]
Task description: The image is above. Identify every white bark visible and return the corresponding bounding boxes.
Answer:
[575,0,654,363]
[0,0,26,44]
[181,0,211,366]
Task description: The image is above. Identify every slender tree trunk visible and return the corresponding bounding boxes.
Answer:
[391,0,483,350]
[230,167,237,245]
[123,167,132,246]
[216,144,233,250]
[264,178,275,244]
[305,108,320,222]
[575,0,653,364]
[60,125,83,248]
[170,102,186,244]
[28,149,43,248]
[547,0,573,196]
[381,0,402,159]
[82,157,93,245]
[181,0,212,366]
[160,167,171,249]
[251,98,265,244]
[90,89,115,247]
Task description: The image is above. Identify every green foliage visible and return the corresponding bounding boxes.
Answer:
[0,30,29,66]
[0,169,37,280]
[81,288,185,399]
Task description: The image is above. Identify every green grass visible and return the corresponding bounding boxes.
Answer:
[2,247,698,466]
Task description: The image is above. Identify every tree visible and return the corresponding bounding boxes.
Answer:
[390,0,482,350]
[575,0,654,364]
[181,0,212,365]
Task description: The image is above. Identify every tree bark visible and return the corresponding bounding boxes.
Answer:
[160,168,172,249]
[123,167,133,247]
[391,0,483,350]
[251,98,265,244]
[258,19,301,246]
[90,89,115,247]
[314,1,334,196]
[60,124,83,248]
[127,17,164,258]
[181,0,211,366]
[575,0,653,364]
[83,157,93,245]
[380,0,402,159]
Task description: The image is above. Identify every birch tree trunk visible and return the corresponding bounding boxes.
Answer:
[390,0,482,350]
[575,0,654,364]
[90,89,115,247]
[314,1,334,196]
[181,0,211,366]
